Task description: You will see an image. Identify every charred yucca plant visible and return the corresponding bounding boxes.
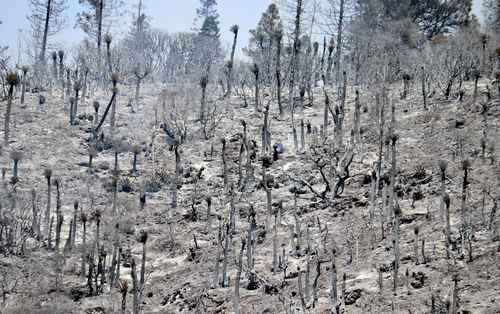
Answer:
[70,200,78,249]
[438,160,448,222]
[480,137,487,159]
[51,52,58,81]
[112,138,128,174]
[199,74,208,124]
[111,175,118,215]
[20,66,29,106]
[137,230,148,307]
[421,66,427,110]
[172,143,181,208]
[65,69,71,103]
[251,63,260,111]
[325,38,335,84]
[460,159,471,259]
[93,101,100,126]
[391,133,401,296]
[4,72,19,148]
[221,138,228,190]
[93,209,102,252]
[444,193,451,259]
[88,144,97,172]
[225,25,239,97]
[69,97,76,125]
[94,73,119,136]
[133,66,149,110]
[38,94,46,111]
[110,73,119,89]
[234,238,246,314]
[393,200,402,295]
[480,102,489,159]
[54,178,63,252]
[80,212,88,278]
[104,33,113,75]
[9,149,23,180]
[71,81,82,125]
[401,73,411,99]
[110,73,119,130]
[43,168,52,239]
[276,29,283,115]
[472,69,480,103]
[130,144,141,174]
[31,188,41,240]
[58,50,64,88]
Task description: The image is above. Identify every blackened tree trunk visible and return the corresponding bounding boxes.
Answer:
[226,25,239,97]
[326,40,334,85]
[106,38,113,75]
[4,83,15,147]
[276,31,283,115]
[353,90,361,144]
[172,144,180,208]
[288,0,303,113]
[21,67,28,105]
[334,0,345,95]
[131,258,139,314]
[421,66,427,109]
[391,135,400,295]
[376,94,386,195]
[81,215,87,278]
[234,239,246,314]
[331,253,338,313]
[97,0,104,69]
[44,173,52,240]
[252,64,260,111]
[221,138,228,190]
[200,75,208,124]
[222,223,230,287]
[39,0,53,63]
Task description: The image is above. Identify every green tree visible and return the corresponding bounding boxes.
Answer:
[196,0,220,37]
[355,0,470,39]
[194,0,222,77]
[76,0,124,55]
[28,0,68,63]
[247,4,283,85]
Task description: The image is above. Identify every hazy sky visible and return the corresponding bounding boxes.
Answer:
[0,0,485,62]
[0,0,269,61]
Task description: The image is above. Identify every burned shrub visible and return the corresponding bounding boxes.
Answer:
[119,177,134,193]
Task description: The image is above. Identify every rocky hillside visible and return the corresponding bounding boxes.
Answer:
[0,77,499,314]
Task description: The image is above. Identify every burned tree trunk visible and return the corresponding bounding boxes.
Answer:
[221,138,228,190]
[222,223,230,288]
[172,144,181,209]
[226,25,239,97]
[276,31,283,115]
[234,239,246,314]
[252,64,260,112]
[334,0,345,95]
[288,0,303,113]
[439,160,448,222]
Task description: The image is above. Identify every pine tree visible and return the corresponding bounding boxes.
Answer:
[355,0,469,38]
[76,0,124,56]
[196,0,220,37]
[194,0,222,77]
[28,0,67,63]
[247,3,283,86]
[124,0,153,73]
